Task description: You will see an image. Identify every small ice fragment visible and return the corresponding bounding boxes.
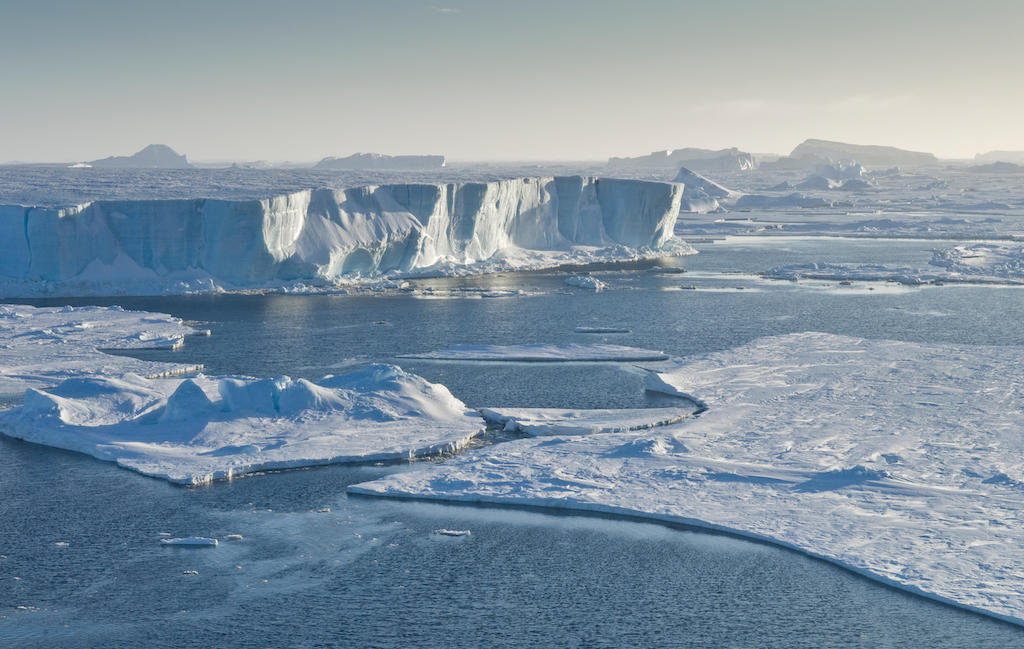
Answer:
[434,529,471,537]
[565,275,606,291]
[54,541,69,547]
[224,534,244,541]
[574,326,630,334]
[183,570,199,575]
[161,537,218,547]
[317,508,331,513]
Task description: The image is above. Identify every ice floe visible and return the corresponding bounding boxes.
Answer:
[564,275,606,291]
[930,243,1024,279]
[764,260,1024,286]
[479,406,697,436]
[351,333,1024,625]
[398,343,669,362]
[0,304,204,398]
[0,364,483,485]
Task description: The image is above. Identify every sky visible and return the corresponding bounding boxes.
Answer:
[1,0,1022,162]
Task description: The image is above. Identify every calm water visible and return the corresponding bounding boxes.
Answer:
[3,237,1024,647]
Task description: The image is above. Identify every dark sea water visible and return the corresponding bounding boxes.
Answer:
[3,237,1024,647]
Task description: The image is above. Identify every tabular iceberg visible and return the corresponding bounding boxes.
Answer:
[351,333,1024,626]
[0,176,685,296]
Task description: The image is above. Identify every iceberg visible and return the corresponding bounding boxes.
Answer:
[0,304,203,398]
[564,275,606,291]
[351,333,1024,626]
[398,343,669,362]
[314,153,445,170]
[0,176,686,297]
[0,364,483,485]
[789,139,938,168]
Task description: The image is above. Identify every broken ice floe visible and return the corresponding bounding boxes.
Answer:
[398,343,668,362]
[352,333,1024,626]
[0,304,203,398]
[0,364,483,485]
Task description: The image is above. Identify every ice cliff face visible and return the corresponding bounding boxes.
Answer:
[0,177,681,292]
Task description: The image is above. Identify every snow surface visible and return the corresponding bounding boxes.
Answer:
[352,333,1024,626]
[398,343,668,362]
[0,304,203,398]
[0,176,687,296]
[931,243,1024,279]
[479,406,697,436]
[0,364,483,485]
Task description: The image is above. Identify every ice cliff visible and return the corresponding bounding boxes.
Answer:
[0,176,683,295]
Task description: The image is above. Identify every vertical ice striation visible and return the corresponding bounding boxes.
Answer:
[0,176,682,291]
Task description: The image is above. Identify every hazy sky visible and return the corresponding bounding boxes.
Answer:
[2,0,1022,162]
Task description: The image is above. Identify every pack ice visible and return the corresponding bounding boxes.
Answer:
[0,304,202,398]
[0,176,686,296]
[351,333,1024,625]
[0,364,483,485]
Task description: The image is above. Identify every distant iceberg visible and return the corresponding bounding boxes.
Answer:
[0,176,688,297]
[314,153,445,170]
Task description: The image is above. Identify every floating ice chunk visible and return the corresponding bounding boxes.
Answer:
[0,304,203,398]
[564,275,606,291]
[0,364,483,485]
[352,333,1024,626]
[161,537,218,547]
[573,326,630,334]
[399,343,668,362]
[479,407,697,436]
[434,529,471,537]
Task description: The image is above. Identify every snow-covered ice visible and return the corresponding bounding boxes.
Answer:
[764,260,1024,286]
[0,304,203,398]
[479,406,698,436]
[352,333,1024,625]
[564,275,606,291]
[931,243,1024,279]
[0,364,483,485]
[398,343,669,362]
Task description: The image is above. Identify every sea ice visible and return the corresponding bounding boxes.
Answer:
[479,406,697,436]
[398,343,669,362]
[352,333,1024,626]
[160,537,218,547]
[0,304,203,398]
[0,364,483,485]
[764,261,1024,286]
[573,326,630,334]
[564,275,606,291]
